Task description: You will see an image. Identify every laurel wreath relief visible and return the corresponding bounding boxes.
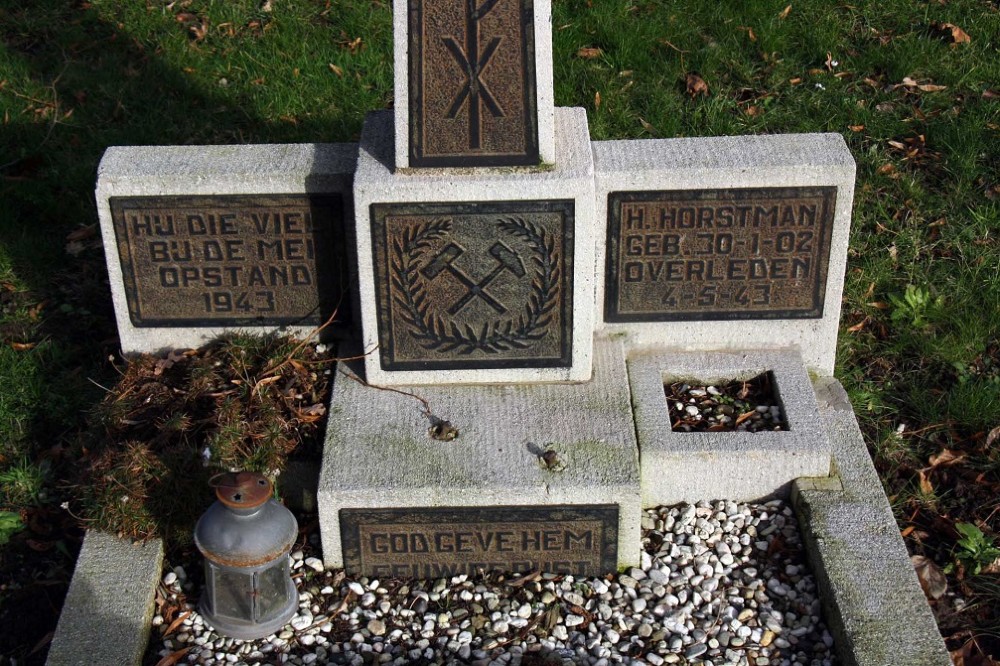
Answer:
[389,217,561,354]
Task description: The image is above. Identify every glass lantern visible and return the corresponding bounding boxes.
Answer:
[194,472,299,640]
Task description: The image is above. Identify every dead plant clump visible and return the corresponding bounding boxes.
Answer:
[78,334,334,542]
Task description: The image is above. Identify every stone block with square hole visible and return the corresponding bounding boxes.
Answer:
[628,349,830,507]
[354,107,596,385]
[318,336,641,574]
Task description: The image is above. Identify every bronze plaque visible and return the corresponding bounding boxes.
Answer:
[111,194,347,327]
[340,504,619,578]
[408,0,539,167]
[605,187,837,321]
[371,200,573,370]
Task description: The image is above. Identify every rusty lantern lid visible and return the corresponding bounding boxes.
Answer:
[195,471,297,569]
[213,472,272,510]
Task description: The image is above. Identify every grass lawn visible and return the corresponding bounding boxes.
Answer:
[1,0,999,662]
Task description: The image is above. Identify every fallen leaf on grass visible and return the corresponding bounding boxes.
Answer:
[175,13,208,42]
[986,425,1000,447]
[65,224,97,242]
[779,4,792,19]
[594,91,601,109]
[685,73,709,97]
[848,125,865,132]
[899,77,947,92]
[918,469,934,495]
[10,342,36,351]
[984,89,998,100]
[638,117,657,136]
[912,555,947,600]
[929,448,967,468]
[846,319,867,333]
[738,26,756,42]
[576,47,603,59]
[328,63,343,77]
[877,163,896,175]
[933,22,970,45]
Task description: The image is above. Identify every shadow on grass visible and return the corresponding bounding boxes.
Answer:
[0,3,365,662]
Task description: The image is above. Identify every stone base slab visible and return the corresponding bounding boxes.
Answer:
[629,348,831,506]
[318,336,641,571]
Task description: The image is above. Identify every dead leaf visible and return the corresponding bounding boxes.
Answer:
[985,425,1000,447]
[846,319,867,333]
[788,77,802,85]
[738,26,756,42]
[918,469,934,495]
[638,117,657,136]
[576,47,603,59]
[260,0,273,12]
[155,648,191,666]
[744,105,761,117]
[934,22,970,45]
[685,73,709,97]
[824,52,836,72]
[66,224,97,242]
[10,342,36,351]
[984,89,998,100]
[848,124,865,132]
[594,91,601,109]
[176,12,208,41]
[163,610,191,638]
[929,448,967,468]
[912,555,947,600]
[507,571,541,587]
[900,77,947,92]
[901,525,915,538]
[328,63,343,77]
[779,4,792,19]
[877,163,896,175]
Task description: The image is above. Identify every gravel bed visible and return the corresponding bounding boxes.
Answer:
[151,500,835,666]
[666,375,787,433]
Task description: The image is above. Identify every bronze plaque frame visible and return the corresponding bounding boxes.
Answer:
[370,200,574,371]
[605,187,837,322]
[408,0,539,167]
[340,504,619,578]
[111,194,347,327]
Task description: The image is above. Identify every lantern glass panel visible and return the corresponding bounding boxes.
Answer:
[211,565,254,621]
[256,559,291,620]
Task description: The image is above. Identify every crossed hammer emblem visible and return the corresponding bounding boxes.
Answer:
[421,241,526,315]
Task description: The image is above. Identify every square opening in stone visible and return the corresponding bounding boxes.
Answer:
[665,371,788,432]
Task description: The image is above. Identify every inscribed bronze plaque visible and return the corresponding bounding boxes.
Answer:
[111,194,347,327]
[340,504,618,578]
[605,187,837,321]
[371,200,573,370]
[408,0,539,167]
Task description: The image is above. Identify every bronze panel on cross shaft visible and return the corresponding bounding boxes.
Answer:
[370,200,573,371]
[408,0,539,167]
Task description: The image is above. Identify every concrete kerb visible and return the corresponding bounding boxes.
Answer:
[47,531,163,666]
[793,377,953,666]
[47,375,951,666]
